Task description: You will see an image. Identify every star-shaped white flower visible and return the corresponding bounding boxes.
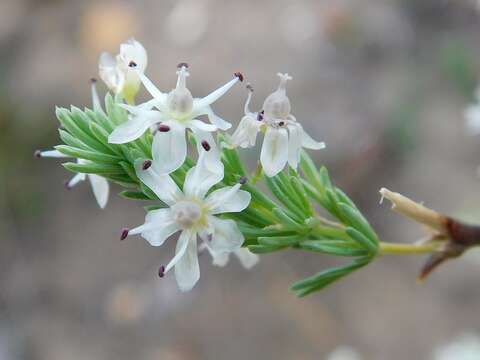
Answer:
[123,151,251,292]
[108,63,242,174]
[36,81,110,208]
[230,73,325,177]
[465,87,480,135]
[99,38,147,104]
[200,244,259,269]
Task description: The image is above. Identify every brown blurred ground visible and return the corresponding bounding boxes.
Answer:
[2,0,480,359]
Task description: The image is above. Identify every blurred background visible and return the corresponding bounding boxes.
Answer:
[2,0,480,359]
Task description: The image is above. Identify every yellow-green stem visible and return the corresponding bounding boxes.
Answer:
[379,241,444,255]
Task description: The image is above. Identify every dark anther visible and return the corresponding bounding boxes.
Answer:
[90,78,97,84]
[158,265,166,278]
[142,160,152,170]
[201,140,211,151]
[64,180,72,190]
[260,110,264,114]
[120,228,129,241]
[34,150,42,158]
[158,124,170,132]
[246,83,254,92]
[278,121,285,126]
[239,176,247,185]
[234,72,244,82]
[128,61,137,68]
[177,62,189,69]
[257,112,263,121]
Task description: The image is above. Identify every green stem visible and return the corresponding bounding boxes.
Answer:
[379,241,443,255]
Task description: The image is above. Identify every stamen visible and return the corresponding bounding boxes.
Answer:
[158,124,170,132]
[257,112,263,121]
[158,265,166,278]
[278,121,285,126]
[90,78,97,83]
[239,176,247,185]
[234,72,244,82]
[128,61,137,68]
[64,179,72,190]
[244,83,254,114]
[142,160,152,170]
[34,150,41,158]
[246,83,254,92]
[120,228,129,241]
[201,140,211,151]
[177,62,189,69]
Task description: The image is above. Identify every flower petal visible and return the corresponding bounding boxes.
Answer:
[300,124,325,150]
[119,38,148,72]
[287,123,302,170]
[99,52,124,93]
[38,150,69,158]
[207,216,244,253]
[189,126,223,174]
[192,76,239,111]
[183,150,223,199]
[67,173,87,188]
[88,174,109,209]
[205,184,251,214]
[129,208,180,246]
[108,111,163,144]
[231,115,260,148]
[138,73,167,109]
[235,248,259,269]
[188,119,217,132]
[151,122,187,174]
[260,127,288,177]
[172,231,200,291]
[465,105,480,135]
[193,104,232,130]
[135,160,183,206]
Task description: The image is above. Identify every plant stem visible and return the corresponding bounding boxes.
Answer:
[379,241,444,255]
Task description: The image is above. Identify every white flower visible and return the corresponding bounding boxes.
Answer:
[36,81,109,208]
[200,243,259,269]
[108,63,242,174]
[124,151,251,292]
[433,333,480,360]
[465,88,480,135]
[230,73,325,177]
[99,38,147,104]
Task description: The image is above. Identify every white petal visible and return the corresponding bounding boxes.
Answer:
[465,105,480,135]
[192,76,239,111]
[183,150,223,199]
[108,111,163,144]
[209,250,230,267]
[260,127,288,177]
[207,216,244,253]
[174,231,199,292]
[287,123,302,170]
[99,52,124,92]
[300,124,326,150]
[205,184,251,214]
[151,122,187,174]
[235,248,259,269]
[135,160,183,206]
[120,99,158,114]
[188,119,217,132]
[189,126,223,174]
[164,230,191,273]
[38,150,69,158]
[129,208,180,246]
[67,173,87,188]
[119,38,148,72]
[138,73,167,108]
[88,174,109,209]
[193,104,232,130]
[231,115,260,148]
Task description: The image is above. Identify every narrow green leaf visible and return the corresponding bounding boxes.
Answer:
[248,244,286,254]
[63,162,124,175]
[338,203,379,246]
[55,145,122,164]
[300,240,368,257]
[345,227,378,254]
[119,191,151,200]
[272,208,304,232]
[258,235,301,247]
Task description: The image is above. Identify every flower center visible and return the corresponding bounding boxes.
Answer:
[262,73,292,120]
[167,65,193,119]
[171,200,202,229]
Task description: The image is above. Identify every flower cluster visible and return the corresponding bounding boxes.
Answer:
[39,38,377,296]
